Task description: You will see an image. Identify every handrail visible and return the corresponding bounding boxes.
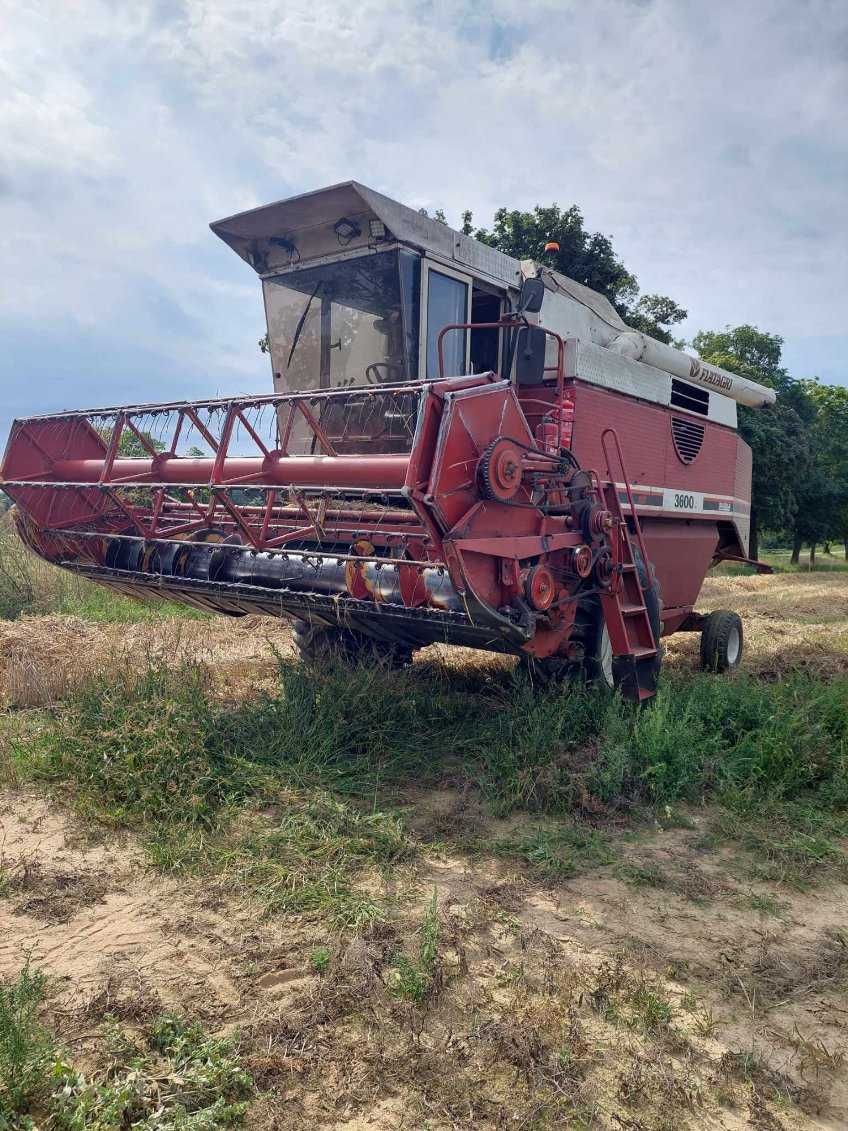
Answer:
[600,427,653,582]
[436,319,568,447]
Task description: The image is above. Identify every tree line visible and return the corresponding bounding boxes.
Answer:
[454,202,847,563]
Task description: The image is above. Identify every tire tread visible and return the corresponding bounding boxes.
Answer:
[699,609,743,672]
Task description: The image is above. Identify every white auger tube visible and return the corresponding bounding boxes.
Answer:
[524,260,776,409]
[605,331,776,408]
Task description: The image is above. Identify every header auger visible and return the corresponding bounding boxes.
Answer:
[2,181,774,700]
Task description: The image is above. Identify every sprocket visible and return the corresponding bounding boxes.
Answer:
[478,437,524,502]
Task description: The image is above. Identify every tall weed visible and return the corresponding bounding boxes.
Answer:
[0,962,55,1122]
[0,516,203,623]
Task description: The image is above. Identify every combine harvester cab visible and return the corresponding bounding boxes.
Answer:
[1,182,775,700]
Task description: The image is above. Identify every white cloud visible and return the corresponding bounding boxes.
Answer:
[0,0,846,434]
[143,0,848,339]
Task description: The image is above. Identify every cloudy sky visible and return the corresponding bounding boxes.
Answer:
[1,0,846,438]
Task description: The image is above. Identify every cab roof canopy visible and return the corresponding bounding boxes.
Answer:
[210,180,521,287]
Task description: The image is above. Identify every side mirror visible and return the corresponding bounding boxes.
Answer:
[515,326,548,386]
[518,277,545,314]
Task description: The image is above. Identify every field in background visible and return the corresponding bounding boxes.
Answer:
[762,548,848,573]
[2,523,848,1128]
[716,547,848,576]
[0,514,205,623]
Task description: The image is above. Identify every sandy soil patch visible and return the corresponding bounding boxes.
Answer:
[0,792,318,1025]
[2,570,848,1126]
[2,789,847,1128]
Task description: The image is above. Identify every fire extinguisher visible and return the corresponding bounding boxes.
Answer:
[535,397,574,454]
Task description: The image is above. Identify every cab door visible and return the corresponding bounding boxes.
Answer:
[420,260,472,379]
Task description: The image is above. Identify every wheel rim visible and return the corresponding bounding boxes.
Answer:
[600,625,614,687]
[726,625,741,665]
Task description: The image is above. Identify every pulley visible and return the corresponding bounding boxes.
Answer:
[524,564,556,611]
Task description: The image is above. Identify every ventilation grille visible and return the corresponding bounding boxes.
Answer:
[672,417,705,464]
[670,378,709,415]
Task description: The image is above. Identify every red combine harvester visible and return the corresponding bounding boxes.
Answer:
[1,183,775,700]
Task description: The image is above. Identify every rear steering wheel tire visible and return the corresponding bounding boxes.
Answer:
[700,610,743,673]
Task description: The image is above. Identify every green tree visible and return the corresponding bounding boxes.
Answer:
[628,294,689,345]
[693,324,785,380]
[95,427,166,457]
[789,467,844,565]
[692,325,813,561]
[798,381,848,559]
[466,203,687,343]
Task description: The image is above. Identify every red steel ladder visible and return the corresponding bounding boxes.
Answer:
[597,428,660,702]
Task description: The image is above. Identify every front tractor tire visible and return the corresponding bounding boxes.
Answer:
[699,610,743,673]
[586,551,663,696]
[292,619,413,669]
[584,618,615,690]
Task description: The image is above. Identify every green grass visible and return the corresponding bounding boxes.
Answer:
[389,889,441,1003]
[589,959,674,1033]
[0,962,253,1127]
[309,946,331,974]
[146,797,409,929]
[737,891,789,918]
[627,983,674,1032]
[3,651,846,1125]
[15,664,414,927]
[715,546,848,575]
[42,581,206,624]
[487,823,617,879]
[711,805,848,888]
[0,962,54,1122]
[616,860,669,888]
[8,653,848,908]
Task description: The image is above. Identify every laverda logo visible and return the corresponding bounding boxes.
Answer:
[689,359,733,391]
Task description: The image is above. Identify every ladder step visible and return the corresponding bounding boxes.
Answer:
[620,563,637,572]
[631,647,657,659]
[621,603,647,615]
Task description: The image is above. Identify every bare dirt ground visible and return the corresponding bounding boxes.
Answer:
[3,788,847,1128]
[2,572,848,1128]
